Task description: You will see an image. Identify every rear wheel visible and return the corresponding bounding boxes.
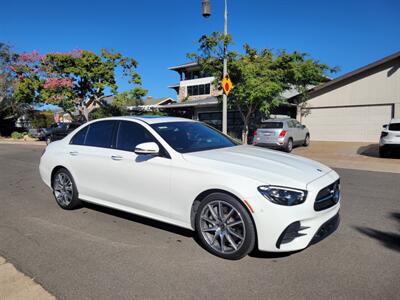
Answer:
[284,138,293,153]
[52,168,81,210]
[303,134,310,147]
[46,136,52,145]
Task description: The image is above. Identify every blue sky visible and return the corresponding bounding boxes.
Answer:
[1,0,399,99]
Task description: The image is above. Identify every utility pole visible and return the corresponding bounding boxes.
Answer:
[202,0,229,135]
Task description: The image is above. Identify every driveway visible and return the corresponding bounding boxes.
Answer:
[0,144,399,299]
[293,141,400,173]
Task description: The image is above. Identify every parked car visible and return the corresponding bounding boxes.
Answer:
[45,122,82,144]
[253,118,310,152]
[379,118,400,157]
[28,128,46,140]
[39,116,340,260]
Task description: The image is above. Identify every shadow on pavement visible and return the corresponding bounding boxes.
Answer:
[353,212,400,252]
[83,202,194,238]
[83,202,299,259]
[357,143,400,158]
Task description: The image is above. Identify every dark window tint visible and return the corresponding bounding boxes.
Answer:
[70,126,88,145]
[389,123,400,131]
[85,121,115,148]
[116,121,155,152]
[261,122,283,129]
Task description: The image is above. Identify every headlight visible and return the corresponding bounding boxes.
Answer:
[258,186,307,206]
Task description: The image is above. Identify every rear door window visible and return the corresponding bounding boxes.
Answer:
[85,120,115,148]
[388,123,400,131]
[70,126,88,145]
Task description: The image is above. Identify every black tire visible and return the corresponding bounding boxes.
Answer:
[284,138,293,153]
[46,136,52,145]
[303,134,310,147]
[52,168,81,210]
[195,192,256,260]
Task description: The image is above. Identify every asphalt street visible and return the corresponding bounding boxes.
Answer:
[0,144,399,300]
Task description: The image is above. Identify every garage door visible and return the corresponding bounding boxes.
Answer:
[301,105,393,142]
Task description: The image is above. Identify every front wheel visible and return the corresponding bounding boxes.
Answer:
[52,168,81,210]
[46,136,52,145]
[195,193,256,260]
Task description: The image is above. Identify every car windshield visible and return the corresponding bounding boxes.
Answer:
[261,122,283,129]
[151,121,239,153]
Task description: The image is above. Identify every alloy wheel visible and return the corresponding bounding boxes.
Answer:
[305,135,310,146]
[199,200,246,254]
[53,172,73,207]
[288,139,293,151]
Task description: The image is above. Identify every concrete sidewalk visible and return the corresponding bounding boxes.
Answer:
[293,141,400,174]
[0,139,46,146]
[0,257,54,300]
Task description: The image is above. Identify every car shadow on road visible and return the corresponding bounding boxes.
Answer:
[357,144,379,158]
[83,202,194,238]
[353,212,400,252]
[357,143,400,158]
[82,202,299,259]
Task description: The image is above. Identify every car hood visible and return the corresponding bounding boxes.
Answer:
[183,145,332,189]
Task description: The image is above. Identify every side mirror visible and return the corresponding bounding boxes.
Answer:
[134,142,159,156]
[301,125,306,129]
[382,124,388,129]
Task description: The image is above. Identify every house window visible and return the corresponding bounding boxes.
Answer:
[187,84,211,96]
[198,111,243,131]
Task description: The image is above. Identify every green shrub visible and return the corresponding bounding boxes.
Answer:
[11,132,25,139]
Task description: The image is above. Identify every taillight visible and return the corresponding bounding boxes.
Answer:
[279,130,287,138]
[253,130,257,137]
[381,131,388,138]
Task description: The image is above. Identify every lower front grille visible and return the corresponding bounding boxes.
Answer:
[276,221,309,249]
[309,213,340,245]
[314,179,340,211]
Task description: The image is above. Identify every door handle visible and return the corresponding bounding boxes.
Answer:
[69,151,79,156]
[111,155,123,161]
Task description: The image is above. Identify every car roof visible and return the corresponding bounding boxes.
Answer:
[390,118,400,124]
[95,116,195,125]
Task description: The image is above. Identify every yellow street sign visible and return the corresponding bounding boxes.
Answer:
[221,74,233,96]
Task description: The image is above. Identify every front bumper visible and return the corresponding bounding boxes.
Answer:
[249,170,340,252]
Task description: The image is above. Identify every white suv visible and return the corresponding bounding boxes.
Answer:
[379,118,400,157]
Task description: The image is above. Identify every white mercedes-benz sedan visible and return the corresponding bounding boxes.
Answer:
[39,116,340,259]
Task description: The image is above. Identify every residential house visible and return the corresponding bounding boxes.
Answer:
[163,62,297,139]
[292,51,400,142]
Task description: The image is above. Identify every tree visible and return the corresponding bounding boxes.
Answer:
[10,49,144,121]
[188,32,337,143]
[30,110,54,129]
[112,88,147,108]
[0,43,19,118]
